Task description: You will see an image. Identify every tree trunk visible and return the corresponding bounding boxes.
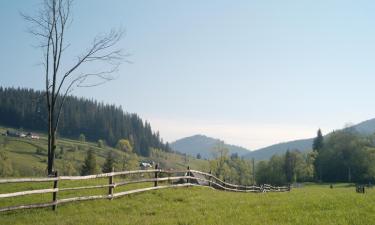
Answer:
[50,132,57,174]
[47,109,56,175]
[47,98,53,175]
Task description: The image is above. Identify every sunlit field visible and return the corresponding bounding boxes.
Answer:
[1,183,374,225]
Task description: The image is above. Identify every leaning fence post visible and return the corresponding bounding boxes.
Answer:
[52,171,58,211]
[154,164,159,187]
[109,167,114,199]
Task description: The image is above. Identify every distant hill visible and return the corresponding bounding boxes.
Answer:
[170,134,250,159]
[244,138,314,160]
[349,118,375,135]
[245,118,375,160]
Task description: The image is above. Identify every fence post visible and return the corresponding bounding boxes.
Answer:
[208,170,212,187]
[154,164,159,187]
[187,166,190,184]
[167,169,171,185]
[52,171,58,211]
[223,178,226,190]
[109,167,114,200]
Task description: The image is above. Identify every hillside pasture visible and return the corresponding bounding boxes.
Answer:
[0,132,209,177]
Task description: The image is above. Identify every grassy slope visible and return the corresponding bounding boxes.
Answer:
[0,126,209,176]
[0,184,374,225]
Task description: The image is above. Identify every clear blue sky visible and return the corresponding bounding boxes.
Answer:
[1,0,375,150]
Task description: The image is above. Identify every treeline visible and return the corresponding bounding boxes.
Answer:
[0,87,170,156]
[255,150,315,185]
[255,129,375,185]
[313,129,375,183]
[209,144,254,185]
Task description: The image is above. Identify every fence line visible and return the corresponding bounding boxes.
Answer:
[0,166,290,212]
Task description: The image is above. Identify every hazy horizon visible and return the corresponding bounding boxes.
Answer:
[2,0,375,149]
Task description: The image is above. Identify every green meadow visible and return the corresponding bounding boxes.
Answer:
[0,183,374,225]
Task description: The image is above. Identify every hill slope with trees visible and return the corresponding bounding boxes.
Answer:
[0,87,170,157]
[245,118,375,160]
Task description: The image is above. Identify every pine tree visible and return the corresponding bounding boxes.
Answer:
[102,151,115,173]
[80,149,98,175]
[313,129,324,152]
[312,129,324,181]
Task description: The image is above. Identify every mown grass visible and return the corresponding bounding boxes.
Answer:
[1,183,375,225]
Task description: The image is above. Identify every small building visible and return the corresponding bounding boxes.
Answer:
[6,130,20,137]
[139,162,153,169]
[27,132,40,140]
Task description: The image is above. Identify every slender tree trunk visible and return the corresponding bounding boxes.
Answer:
[49,131,57,174]
[47,95,53,175]
[48,114,57,175]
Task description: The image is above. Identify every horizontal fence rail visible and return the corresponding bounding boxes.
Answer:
[0,166,291,212]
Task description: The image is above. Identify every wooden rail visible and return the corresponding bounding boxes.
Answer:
[0,166,290,212]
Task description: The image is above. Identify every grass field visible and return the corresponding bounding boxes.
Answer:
[1,183,374,225]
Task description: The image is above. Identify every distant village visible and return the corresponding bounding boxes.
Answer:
[1,130,40,140]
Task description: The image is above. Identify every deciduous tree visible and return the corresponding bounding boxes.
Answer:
[23,0,125,174]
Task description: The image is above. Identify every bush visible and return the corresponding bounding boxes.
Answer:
[36,148,44,155]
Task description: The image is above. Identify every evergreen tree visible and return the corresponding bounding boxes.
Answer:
[312,129,324,181]
[313,129,324,152]
[102,151,115,173]
[80,149,98,175]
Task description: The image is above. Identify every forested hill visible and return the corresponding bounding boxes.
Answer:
[245,138,313,160]
[245,118,375,160]
[0,87,170,156]
[171,134,250,159]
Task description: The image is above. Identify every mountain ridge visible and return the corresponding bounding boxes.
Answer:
[172,118,375,161]
[244,117,375,160]
[170,134,250,159]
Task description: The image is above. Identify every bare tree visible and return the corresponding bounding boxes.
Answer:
[23,0,125,175]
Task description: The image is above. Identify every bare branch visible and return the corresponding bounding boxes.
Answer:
[23,0,126,174]
[54,28,125,99]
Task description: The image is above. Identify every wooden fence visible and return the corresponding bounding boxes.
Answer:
[0,166,290,212]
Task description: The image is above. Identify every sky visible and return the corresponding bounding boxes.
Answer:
[1,0,375,150]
